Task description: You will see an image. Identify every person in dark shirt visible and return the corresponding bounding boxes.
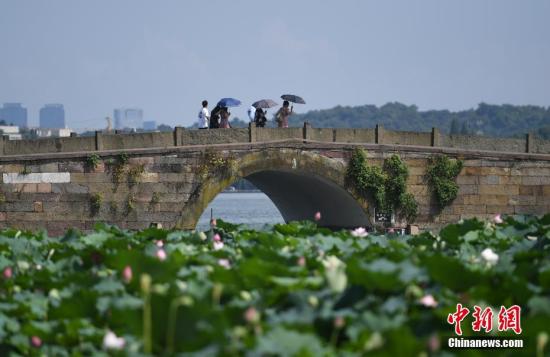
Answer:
[209,105,221,129]
[254,108,267,127]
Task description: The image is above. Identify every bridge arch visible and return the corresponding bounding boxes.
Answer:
[177,149,372,230]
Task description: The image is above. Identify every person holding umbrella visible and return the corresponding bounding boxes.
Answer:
[276,94,306,128]
[254,108,267,127]
[219,107,231,128]
[209,105,221,129]
[275,101,293,128]
[251,99,278,128]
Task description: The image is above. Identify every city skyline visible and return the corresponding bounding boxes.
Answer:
[1,1,549,130]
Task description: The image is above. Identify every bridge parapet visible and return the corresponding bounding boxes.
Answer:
[0,124,548,156]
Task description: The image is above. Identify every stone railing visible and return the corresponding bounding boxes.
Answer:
[0,123,548,156]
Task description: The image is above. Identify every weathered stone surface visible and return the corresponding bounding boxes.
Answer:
[58,162,85,173]
[464,167,481,176]
[479,195,509,206]
[456,176,478,185]
[459,185,479,195]
[486,205,515,214]
[70,173,109,183]
[2,201,34,212]
[140,173,159,183]
[52,183,89,194]
[3,173,70,184]
[522,176,550,185]
[0,164,24,173]
[129,157,155,165]
[21,184,38,193]
[0,140,548,234]
[479,175,500,185]
[479,185,519,196]
[37,183,52,193]
[33,201,43,212]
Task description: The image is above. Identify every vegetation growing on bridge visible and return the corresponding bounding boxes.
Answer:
[347,148,418,222]
[128,164,145,187]
[86,153,101,171]
[198,149,236,181]
[426,155,464,208]
[89,193,103,216]
[0,216,548,355]
[110,153,129,186]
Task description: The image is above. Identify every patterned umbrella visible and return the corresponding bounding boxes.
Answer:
[252,99,279,109]
[281,94,306,104]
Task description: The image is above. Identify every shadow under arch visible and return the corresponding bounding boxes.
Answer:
[177,148,372,230]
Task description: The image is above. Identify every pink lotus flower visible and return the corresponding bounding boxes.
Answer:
[314,211,321,221]
[155,240,164,248]
[493,214,503,224]
[244,307,260,324]
[3,266,12,279]
[388,228,395,234]
[156,249,167,261]
[419,294,438,308]
[428,334,440,352]
[218,259,231,269]
[213,241,224,250]
[122,266,132,283]
[31,336,42,348]
[297,256,306,267]
[213,233,221,242]
[334,316,345,328]
[351,227,368,237]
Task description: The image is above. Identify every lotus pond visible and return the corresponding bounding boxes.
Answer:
[0,216,549,356]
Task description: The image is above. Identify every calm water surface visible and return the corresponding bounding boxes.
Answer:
[196,192,284,231]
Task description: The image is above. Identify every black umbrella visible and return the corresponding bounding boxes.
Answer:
[281,94,306,104]
[252,99,278,109]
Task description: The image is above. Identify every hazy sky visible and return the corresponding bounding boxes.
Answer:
[1,0,549,129]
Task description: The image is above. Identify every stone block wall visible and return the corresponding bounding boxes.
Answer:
[0,153,201,236]
[0,142,548,235]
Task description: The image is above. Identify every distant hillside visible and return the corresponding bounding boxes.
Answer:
[287,102,550,139]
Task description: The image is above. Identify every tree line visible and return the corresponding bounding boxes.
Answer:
[287,102,550,139]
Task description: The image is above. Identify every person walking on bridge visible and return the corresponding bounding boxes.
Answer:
[197,100,210,129]
[219,107,231,128]
[275,100,293,128]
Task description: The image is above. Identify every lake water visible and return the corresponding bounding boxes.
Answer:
[196,192,284,231]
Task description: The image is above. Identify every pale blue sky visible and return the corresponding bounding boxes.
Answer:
[1,0,549,129]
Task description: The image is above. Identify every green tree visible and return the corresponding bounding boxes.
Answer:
[450,118,460,134]
[460,121,469,135]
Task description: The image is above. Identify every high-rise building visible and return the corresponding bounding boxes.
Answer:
[39,104,65,128]
[1,103,28,127]
[143,120,157,131]
[114,108,143,130]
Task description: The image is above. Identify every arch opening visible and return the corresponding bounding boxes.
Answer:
[246,170,370,229]
[194,170,370,230]
[196,178,284,230]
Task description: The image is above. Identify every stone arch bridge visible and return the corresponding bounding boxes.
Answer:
[0,124,549,235]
